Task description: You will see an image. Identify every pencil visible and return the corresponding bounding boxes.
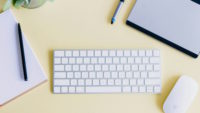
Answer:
[17,23,28,81]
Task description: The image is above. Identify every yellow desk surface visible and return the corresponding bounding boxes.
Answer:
[0,0,200,113]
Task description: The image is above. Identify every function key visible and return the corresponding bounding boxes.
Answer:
[87,50,94,57]
[65,51,72,57]
[80,50,87,56]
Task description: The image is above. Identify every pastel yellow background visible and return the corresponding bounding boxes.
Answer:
[0,0,200,113]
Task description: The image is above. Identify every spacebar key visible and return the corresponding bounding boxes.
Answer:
[86,87,121,93]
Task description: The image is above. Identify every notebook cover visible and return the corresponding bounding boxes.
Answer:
[0,10,47,105]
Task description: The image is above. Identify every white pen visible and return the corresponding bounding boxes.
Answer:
[111,0,125,24]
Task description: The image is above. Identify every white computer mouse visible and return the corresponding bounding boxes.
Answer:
[163,75,199,113]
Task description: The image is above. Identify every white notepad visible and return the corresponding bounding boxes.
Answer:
[0,10,47,105]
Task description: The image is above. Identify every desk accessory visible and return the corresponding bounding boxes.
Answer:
[18,23,28,81]
[111,0,124,24]
[0,9,47,105]
[3,0,50,11]
[53,49,161,94]
[126,0,200,58]
[163,76,198,113]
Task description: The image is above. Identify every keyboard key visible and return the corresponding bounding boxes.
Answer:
[102,50,108,56]
[55,51,64,57]
[130,79,136,85]
[119,72,125,78]
[113,57,120,64]
[54,87,61,93]
[84,58,90,64]
[154,86,161,93]
[69,87,75,93]
[80,65,86,71]
[76,58,83,64]
[82,72,89,78]
[132,65,138,71]
[141,72,147,78]
[123,86,131,92]
[142,57,149,64]
[145,79,160,85]
[132,50,138,56]
[104,72,111,78]
[149,72,160,78]
[150,57,160,64]
[108,79,114,85]
[139,50,145,56]
[67,72,73,78]
[111,72,118,78]
[54,72,66,78]
[139,65,145,71]
[134,72,140,78]
[117,65,123,71]
[86,86,121,93]
[89,72,95,78]
[54,79,69,86]
[98,57,105,64]
[100,79,107,85]
[128,57,134,63]
[115,79,122,85]
[146,64,153,71]
[126,72,133,78]
[54,65,64,71]
[80,50,86,56]
[124,65,131,71]
[110,65,116,71]
[87,65,94,71]
[86,79,92,85]
[146,50,152,56]
[62,58,68,64]
[117,50,123,56]
[137,79,144,85]
[109,50,116,56]
[93,79,100,85]
[95,50,101,56]
[54,58,61,64]
[132,86,138,92]
[87,50,94,56]
[139,86,146,93]
[61,87,68,93]
[74,72,81,78]
[97,72,103,78]
[154,64,160,71]
[91,58,98,64]
[78,79,84,86]
[65,65,72,71]
[106,58,112,63]
[102,65,109,71]
[120,57,127,64]
[153,50,160,56]
[135,57,142,63]
[65,51,72,57]
[147,86,153,93]
[123,79,129,85]
[124,50,131,56]
[73,65,79,71]
[69,58,75,64]
[95,65,101,71]
[71,79,77,85]
[76,87,84,93]
[73,50,79,56]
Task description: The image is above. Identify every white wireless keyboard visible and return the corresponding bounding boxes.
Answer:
[53,49,161,94]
